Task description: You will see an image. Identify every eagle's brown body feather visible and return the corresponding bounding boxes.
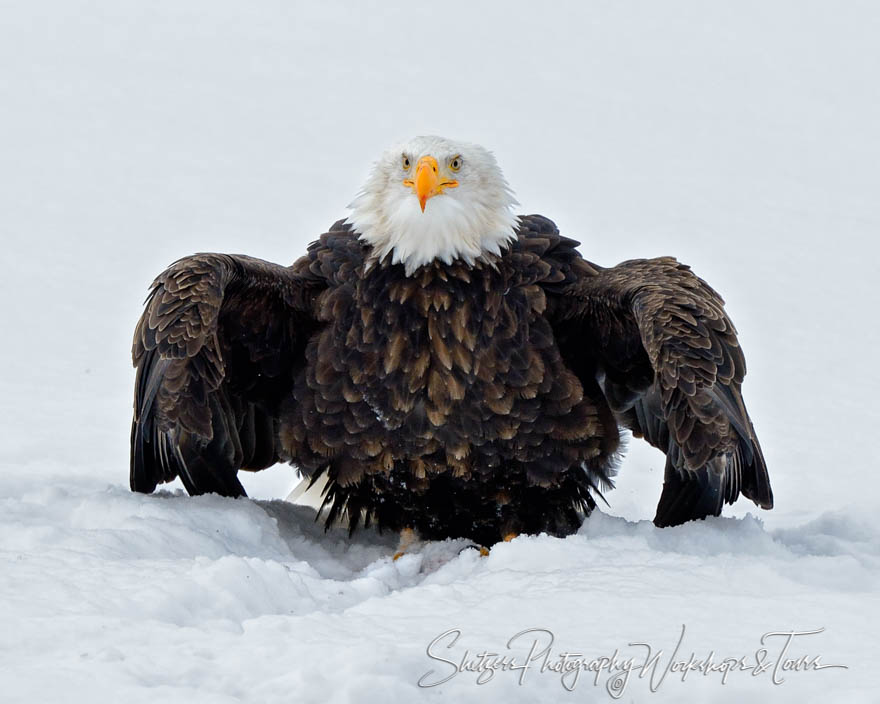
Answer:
[131,215,772,543]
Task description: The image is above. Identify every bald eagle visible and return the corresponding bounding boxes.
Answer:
[131,136,773,546]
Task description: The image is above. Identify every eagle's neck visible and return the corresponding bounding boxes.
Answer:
[346,192,518,276]
[363,254,504,291]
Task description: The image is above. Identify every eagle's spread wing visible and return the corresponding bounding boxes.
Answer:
[131,253,322,497]
[534,219,773,526]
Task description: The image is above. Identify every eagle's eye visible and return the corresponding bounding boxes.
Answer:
[401,155,411,171]
[449,156,462,172]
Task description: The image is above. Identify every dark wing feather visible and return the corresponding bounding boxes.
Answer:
[542,240,773,526]
[131,252,322,497]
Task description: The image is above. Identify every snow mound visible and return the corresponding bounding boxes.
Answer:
[1,475,875,702]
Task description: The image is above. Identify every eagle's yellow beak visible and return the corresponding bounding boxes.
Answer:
[404,156,458,212]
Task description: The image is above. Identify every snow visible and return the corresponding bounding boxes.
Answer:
[1,1,878,701]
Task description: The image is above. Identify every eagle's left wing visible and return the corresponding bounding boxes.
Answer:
[540,235,773,527]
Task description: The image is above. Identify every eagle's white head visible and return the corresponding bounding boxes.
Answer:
[347,136,519,275]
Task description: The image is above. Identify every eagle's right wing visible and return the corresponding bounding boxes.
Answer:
[530,213,773,527]
[131,252,323,497]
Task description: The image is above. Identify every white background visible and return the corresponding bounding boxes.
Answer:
[1,2,877,702]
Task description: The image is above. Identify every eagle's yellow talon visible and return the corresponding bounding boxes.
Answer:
[503,533,518,542]
[393,528,418,562]
[479,546,490,557]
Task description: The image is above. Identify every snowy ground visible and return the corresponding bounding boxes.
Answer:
[1,1,878,702]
